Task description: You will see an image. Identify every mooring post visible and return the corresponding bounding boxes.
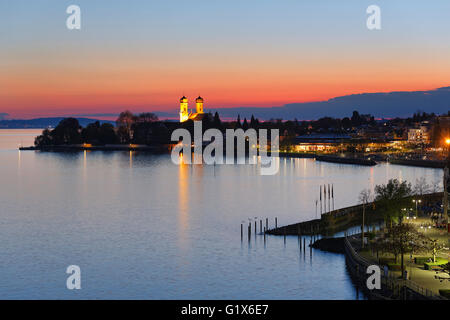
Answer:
[260,220,262,234]
[264,227,266,242]
[266,218,268,231]
[248,223,251,241]
[241,224,243,240]
[275,217,278,229]
[254,221,257,236]
[303,237,305,249]
[284,227,286,243]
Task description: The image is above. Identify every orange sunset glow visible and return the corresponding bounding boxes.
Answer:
[3,1,450,119]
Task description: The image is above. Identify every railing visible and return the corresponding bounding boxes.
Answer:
[343,236,445,300]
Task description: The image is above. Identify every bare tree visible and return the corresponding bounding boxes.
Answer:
[431,177,443,193]
[424,238,445,263]
[376,223,428,277]
[137,112,158,123]
[116,110,137,143]
[413,177,431,196]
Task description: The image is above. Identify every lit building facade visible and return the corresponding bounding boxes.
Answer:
[407,126,430,144]
[180,96,205,122]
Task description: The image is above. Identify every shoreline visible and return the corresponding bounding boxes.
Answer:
[20,146,447,169]
[268,192,448,300]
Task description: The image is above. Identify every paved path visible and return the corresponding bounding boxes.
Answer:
[391,263,450,295]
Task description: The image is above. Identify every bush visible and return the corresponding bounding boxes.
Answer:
[387,263,401,271]
[414,257,431,265]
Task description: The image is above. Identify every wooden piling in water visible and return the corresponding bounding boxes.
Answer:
[260,220,262,233]
[275,217,278,229]
[254,221,257,236]
[266,218,268,231]
[241,224,243,240]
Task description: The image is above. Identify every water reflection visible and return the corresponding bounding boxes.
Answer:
[178,154,189,250]
[0,131,444,299]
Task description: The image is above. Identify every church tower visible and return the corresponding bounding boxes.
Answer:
[195,96,204,114]
[180,96,189,122]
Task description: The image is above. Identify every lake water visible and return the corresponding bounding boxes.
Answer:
[0,129,443,299]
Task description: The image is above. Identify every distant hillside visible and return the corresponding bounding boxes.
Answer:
[0,117,115,129]
[205,86,450,120]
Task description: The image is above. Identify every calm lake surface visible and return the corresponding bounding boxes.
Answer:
[0,129,442,299]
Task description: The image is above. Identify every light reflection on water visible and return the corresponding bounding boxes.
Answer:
[0,130,442,299]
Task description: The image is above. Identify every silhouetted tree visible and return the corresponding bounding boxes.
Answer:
[213,112,222,131]
[351,111,362,126]
[236,114,242,129]
[50,118,82,145]
[98,123,118,144]
[81,121,101,144]
[242,118,249,130]
[137,112,158,123]
[34,128,52,146]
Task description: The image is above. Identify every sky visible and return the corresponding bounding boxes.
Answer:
[1,0,450,119]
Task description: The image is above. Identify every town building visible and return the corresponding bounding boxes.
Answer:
[407,123,431,144]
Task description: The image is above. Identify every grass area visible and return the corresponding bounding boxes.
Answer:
[424,258,448,270]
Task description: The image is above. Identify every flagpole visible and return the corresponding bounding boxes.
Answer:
[332,184,335,211]
[320,186,322,216]
[328,183,331,214]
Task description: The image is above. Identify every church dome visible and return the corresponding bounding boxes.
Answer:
[196,96,204,103]
[180,96,188,103]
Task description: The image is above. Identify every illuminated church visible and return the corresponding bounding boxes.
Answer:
[179,96,207,122]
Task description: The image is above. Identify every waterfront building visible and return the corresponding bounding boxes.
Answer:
[294,133,407,153]
[294,133,352,152]
[408,124,431,144]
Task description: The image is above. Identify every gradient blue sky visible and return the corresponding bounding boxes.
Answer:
[2,0,450,118]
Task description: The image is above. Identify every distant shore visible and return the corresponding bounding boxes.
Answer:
[19,144,172,152]
[278,152,377,166]
[20,146,448,169]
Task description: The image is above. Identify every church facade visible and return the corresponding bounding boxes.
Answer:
[179,96,206,122]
